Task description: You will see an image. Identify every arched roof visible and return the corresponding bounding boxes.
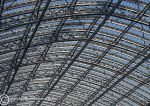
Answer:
[0,0,150,106]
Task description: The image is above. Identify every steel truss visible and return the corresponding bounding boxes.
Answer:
[0,0,150,106]
[33,2,150,106]
[0,0,52,94]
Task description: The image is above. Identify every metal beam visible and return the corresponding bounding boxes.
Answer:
[51,3,150,106]
[80,44,150,106]
[0,1,149,106]
[78,3,150,105]
[88,54,150,106]
[34,1,123,106]
[13,0,79,105]
[0,0,5,28]
[0,1,149,20]
[111,77,150,106]
[0,11,149,33]
[0,0,52,94]
[0,0,5,18]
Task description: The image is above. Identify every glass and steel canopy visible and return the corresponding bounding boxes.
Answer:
[0,0,150,106]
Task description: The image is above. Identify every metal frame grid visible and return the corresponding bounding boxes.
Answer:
[0,0,150,106]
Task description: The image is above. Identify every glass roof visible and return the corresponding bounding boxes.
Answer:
[0,0,150,106]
